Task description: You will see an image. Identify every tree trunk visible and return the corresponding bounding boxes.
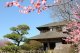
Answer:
[17,41,20,46]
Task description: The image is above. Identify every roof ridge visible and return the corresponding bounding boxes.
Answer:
[37,20,69,28]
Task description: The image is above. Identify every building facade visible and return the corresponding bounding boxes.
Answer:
[31,21,70,50]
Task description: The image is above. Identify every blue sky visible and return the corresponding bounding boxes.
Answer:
[0,0,59,39]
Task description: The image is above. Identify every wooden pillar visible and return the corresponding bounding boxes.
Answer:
[45,42,50,52]
[47,42,50,50]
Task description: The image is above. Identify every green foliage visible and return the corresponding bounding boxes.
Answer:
[0,41,21,53]
[4,33,21,41]
[17,25,30,31]
[4,24,30,46]
[10,24,30,35]
[20,44,31,50]
[0,45,20,53]
[5,41,15,46]
[10,27,17,31]
[21,40,42,50]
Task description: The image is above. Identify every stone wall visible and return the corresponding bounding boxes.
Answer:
[53,44,74,53]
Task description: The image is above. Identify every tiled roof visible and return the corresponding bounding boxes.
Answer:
[30,31,68,39]
[37,21,71,28]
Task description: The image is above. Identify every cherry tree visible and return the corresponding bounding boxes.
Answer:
[63,21,80,53]
[5,0,47,14]
[50,0,80,21]
[5,0,80,18]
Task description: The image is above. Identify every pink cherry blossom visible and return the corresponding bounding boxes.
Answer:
[54,0,61,4]
[19,10,29,14]
[5,2,13,7]
[5,0,48,14]
[42,6,47,10]
[38,9,41,14]
[13,1,20,7]
[72,6,80,18]
[34,2,41,9]
[65,21,80,45]
[42,0,46,5]
[19,6,34,14]
[16,0,24,2]
[30,0,34,4]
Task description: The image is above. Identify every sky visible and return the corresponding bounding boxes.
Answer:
[0,0,60,39]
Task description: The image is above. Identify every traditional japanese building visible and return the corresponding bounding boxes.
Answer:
[30,21,70,50]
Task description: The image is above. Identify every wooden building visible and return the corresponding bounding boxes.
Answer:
[30,21,70,50]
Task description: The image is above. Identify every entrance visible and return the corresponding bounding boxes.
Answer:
[43,42,55,50]
[49,42,55,49]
